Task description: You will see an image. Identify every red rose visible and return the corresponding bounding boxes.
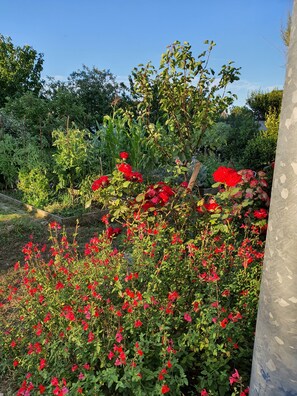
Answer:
[92,175,110,191]
[213,166,242,187]
[117,163,133,176]
[125,171,143,183]
[161,384,170,394]
[119,152,129,159]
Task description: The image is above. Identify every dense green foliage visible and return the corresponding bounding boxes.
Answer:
[0,34,44,107]
[246,89,283,120]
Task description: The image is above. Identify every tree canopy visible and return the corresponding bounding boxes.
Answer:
[0,34,44,107]
[246,89,283,120]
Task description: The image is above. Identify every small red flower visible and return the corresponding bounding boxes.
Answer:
[51,377,59,386]
[134,319,143,328]
[161,384,170,394]
[92,175,110,191]
[229,368,240,385]
[39,358,46,370]
[220,318,228,328]
[87,332,95,342]
[253,208,268,219]
[13,359,19,367]
[38,384,46,394]
[184,313,192,322]
[119,152,129,159]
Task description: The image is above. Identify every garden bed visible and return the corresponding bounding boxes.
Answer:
[0,192,106,226]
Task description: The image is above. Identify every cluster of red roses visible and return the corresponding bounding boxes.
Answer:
[141,182,175,211]
[91,152,143,191]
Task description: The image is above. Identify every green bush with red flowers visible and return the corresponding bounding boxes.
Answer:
[0,154,271,395]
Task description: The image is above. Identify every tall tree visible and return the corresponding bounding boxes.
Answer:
[246,89,283,120]
[0,34,44,107]
[66,65,123,130]
[130,40,240,163]
[250,0,297,394]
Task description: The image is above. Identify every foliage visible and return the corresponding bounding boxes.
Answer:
[52,128,94,195]
[0,157,270,395]
[0,133,19,188]
[219,107,259,167]
[3,93,52,145]
[66,66,125,130]
[246,89,283,120]
[0,131,50,189]
[18,168,51,208]
[242,110,279,169]
[95,114,162,176]
[130,40,240,163]
[281,13,291,48]
[0,34,44,107]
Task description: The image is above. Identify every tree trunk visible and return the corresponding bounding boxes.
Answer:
[250,1,297,394]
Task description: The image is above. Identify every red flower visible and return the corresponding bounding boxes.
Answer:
[38,384,46,394]
[127,171,143,183]
[106,227,122,239]
[117,163,133,176]
[161,384,170,394]
[119,152,129,159]
[39,358,46,370]
[213,166,242,187]
[201,390,209,396]
[134,319,143,328]
[220,318,228,328]
[229,368,240,385]
[168,291,179,301]
[253,208,268,219]
[13,359,19,367]
[51,377,59,386]
[204,198,221,213]
[92,176,110,191]
[87,332,95,342]
[184,313,192,322]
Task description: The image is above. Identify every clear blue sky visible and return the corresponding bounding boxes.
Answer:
[0,0,293,106]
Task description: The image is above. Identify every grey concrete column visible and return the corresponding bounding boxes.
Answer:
[250,1,297,394]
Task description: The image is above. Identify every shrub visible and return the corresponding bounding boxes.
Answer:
[0,157,270,395]
[18,167,51,208]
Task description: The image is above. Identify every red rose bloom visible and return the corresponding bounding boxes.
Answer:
[92,176,109,191]
[117,163,133,176]
[125,171,143,183]
[161,384,170,394]
[119,152,129,159]
[213,166,242,187]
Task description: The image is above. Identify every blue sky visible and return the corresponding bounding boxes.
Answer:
[0,0,293,106]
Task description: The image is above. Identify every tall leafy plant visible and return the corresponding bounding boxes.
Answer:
[130,40,241,163]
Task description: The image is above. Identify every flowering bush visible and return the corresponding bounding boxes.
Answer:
[0,158,270,395]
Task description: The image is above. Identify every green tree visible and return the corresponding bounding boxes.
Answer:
[220,106,259,167]
[246,89,283,120]
[129,40,240,163]
[0,34,44,107]
[66,66,124,130]
[242,110,279,169]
